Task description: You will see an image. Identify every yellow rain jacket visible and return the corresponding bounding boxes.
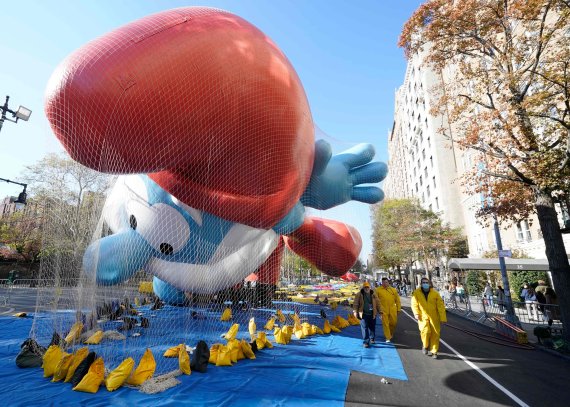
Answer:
[375,285,401,341]
[411,287,447,354]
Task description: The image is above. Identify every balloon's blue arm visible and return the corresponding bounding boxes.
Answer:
[273,139,388,235]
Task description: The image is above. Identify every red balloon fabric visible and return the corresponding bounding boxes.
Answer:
[254,238,284,285]
[45,7,314,229]
[283,217,362,277]
[340,272,359,282]
[244,273,259,282]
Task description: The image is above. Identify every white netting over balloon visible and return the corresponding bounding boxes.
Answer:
[28,6,386,387]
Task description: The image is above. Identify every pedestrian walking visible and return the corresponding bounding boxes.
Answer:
[448,282,458,308]
[375,277,401,343]
[483,282,494,307]
[411,277,447,359]
[496,286,506,312]
[456,283,465,304]
[353,281,382,348]
[522,285,538,321]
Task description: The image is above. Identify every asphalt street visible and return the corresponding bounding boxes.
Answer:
[345,298,570,407]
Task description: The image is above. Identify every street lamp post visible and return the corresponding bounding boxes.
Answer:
[0,177,27,205]
[492,213,521,327]
[0,95,32,134]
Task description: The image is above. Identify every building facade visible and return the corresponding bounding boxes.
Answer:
[385,52,570,260]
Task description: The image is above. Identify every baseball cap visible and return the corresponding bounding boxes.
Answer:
[363,282,370,288]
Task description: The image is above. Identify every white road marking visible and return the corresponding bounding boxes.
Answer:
[402,309,530,407]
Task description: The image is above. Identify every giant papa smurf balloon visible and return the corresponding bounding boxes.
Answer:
[44,7,387,303]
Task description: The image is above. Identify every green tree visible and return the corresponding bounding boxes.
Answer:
[509,270,550,301]
[351,258,365,274]
[400,0,570,340]
[372,198,466,280]
[448,239,470,259]
[466,271,485,295]
[18,152,111,283]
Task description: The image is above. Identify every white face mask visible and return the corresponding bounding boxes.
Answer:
[421,283,430,290]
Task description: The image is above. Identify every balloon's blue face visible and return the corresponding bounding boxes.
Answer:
[83,175,278,299]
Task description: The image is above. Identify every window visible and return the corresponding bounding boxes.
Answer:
[415,183,418,192]
[422,193,425,203]
[430,156,433,167]
[435,197,439,210]
[424,167,428,178]
[433,176,436,188]
[419,175,423,186]
[422,149,426,159]
[427,136,431,147]
[427,185,430,197]
[429,204,432,211]
[516,220,532,242]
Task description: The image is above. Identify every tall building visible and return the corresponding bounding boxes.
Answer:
[385,52,570,260]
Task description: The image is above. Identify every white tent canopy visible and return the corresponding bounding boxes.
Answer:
[448,258,550,272]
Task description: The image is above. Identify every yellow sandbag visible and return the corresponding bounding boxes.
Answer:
[312,325,323,335]
[292,314,301,326]
[209,344,221,364]
[127,348,156,386]
[138,281,154,294]
[227,339,244,361]
[42,345,64,378]
[323,320,332,334]
[338,316,350,328]
[240,339,256,359]
[64,347,89,382]
[294,328,304,340]
[179,344,191,375]
[347,313,360,325]
[105,357,135,392]
[220,308,232,321]
[264,317,276,331]
[73,357,104,393]
[163,345,181,358]
[227,340,238,363]
[331,316,344,329]
[248,317,257,341]
[281,325,293,343]
[276,309,286,324]
[13,312,27,318]
[84,330,103,345]
[52,352,72,382]
[216,346,232,366]
[331,302,338,310]
[331,316,341,329]
[301,322,312,337]
[274,327,287,345]
[255,334,266,350]
[330,324,341,333]
[65,321,84,345]
[224,323,239,341]
[235,340,245,360]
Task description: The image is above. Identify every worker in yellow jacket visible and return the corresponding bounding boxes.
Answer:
[411,277,447,359]
[375,277,401,343]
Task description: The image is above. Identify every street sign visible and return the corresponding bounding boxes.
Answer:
[498,249,512,258]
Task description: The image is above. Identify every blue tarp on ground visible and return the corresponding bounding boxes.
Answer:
[0,304,406,406]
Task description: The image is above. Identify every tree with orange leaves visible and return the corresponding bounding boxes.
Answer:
[400,0,570,339]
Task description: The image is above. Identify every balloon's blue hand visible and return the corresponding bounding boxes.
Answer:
[300,140,387,210]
